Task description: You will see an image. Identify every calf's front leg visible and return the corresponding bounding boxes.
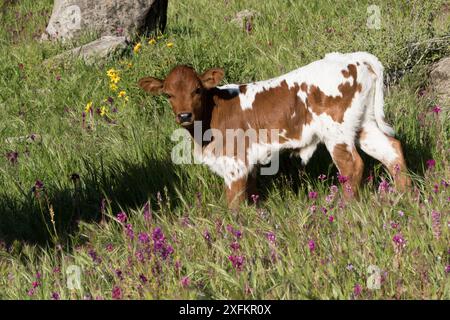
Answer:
[225,176,249,209]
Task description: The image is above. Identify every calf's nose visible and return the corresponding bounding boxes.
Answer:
[178,112,193,123]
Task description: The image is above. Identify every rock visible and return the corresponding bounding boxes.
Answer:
[42,0,168,41]
[230,9,258,27]
[430,56,450,106]
[44,36,127,66]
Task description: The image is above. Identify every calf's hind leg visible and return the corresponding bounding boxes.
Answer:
[358,123,411,191]
[326,142,364,199]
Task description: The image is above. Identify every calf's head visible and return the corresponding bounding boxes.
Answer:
[138,65,224,127]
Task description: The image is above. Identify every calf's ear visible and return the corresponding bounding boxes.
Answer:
[138,77,164,94]
[200,68,224,89]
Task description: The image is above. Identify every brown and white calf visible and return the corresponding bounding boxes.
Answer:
[138,51,410,207]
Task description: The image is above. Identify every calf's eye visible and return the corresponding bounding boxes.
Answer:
[193,88,202,95]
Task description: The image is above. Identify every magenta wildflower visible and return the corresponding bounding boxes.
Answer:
[441,180,449,188]
[143,202,151,221]
[125,223,134,240]
[426,159,436,170]
[328,215,334,223]
[152,227,174,259]
[338,174,348,184]
[318,174,327,181]
[431,105,441,114]
[51,292,60,300]
[230,241,240,251]
[138,232,150,244]
[88,249,101,263]
[181,276,191,288]
[378,179,393,194]
[308,191,318,200]
[35,180,44,190]
[266,231,276,244]
[445,265,450,273]
[139,274,148,284]
[308,240,316,252]
[116,212,127,223]
[390,221,399,229]
[56,75,61,81]
[393,233,406,248]
[5,151,18,165]
[353,284,362,297]
[112,286,122,299]
[27,288,35,296]
[432,211,441,239]
[203,230,212,244]
[106,243,113,252]
[228,255,245,271]
[250,194,259,204]
[310,204,317,213]
[398,210,405,217]
[32,281,40,288]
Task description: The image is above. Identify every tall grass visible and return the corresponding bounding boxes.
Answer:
[0,0,448,299]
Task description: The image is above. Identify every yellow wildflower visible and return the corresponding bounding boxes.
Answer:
[118,90,127,98]
[110,83,118,91]
[148,38,156,45]
[110,74,121,84]
[133,42,142,54]
[127,63,133,68]
[100,106,107,117]
[85,101,93,113]
[166,42,174,48]
[125,96,129,102]
[107,68,117,78]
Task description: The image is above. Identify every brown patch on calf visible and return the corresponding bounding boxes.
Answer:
[239,85,247,94]
[386,135,411,191]
[332,143,364,199]
[305,64,362,123]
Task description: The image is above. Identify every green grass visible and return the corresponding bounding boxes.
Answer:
[0,0,449,299]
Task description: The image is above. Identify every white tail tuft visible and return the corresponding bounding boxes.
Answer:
[364,54,395,136]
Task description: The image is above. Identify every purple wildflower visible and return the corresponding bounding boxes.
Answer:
[393,233,406,248]
[143,202,151,221]
[28,288,35,296]
[51,292,60,300]
[250,194,259,204]
[230,241,240,251]
[181,276,190,288]
[338,174,348,184]
[139,274,148,284]
[445,265,450,273]
[106,243,113,252]
[266,231,276,244]
[432,211,441,239]
[353,284,362,297]
[125,223,134,240]
[112,286,122,299]
[308,191,318,200]
[228,255,245,271]
[308,240,316,252]
[426,159,436,170]
[318,174,327,181]
[5,151,18,165]
[203,230,212,244]
[328,215,334,223]
[116,212,127,224]
[138,232,150,244]
[431,105,441,114]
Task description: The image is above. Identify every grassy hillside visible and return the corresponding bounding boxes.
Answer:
[0,0,448,299]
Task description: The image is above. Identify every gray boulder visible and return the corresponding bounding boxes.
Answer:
[430,56,450,106]
[44,36,128,66]
[42,0,168,41]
